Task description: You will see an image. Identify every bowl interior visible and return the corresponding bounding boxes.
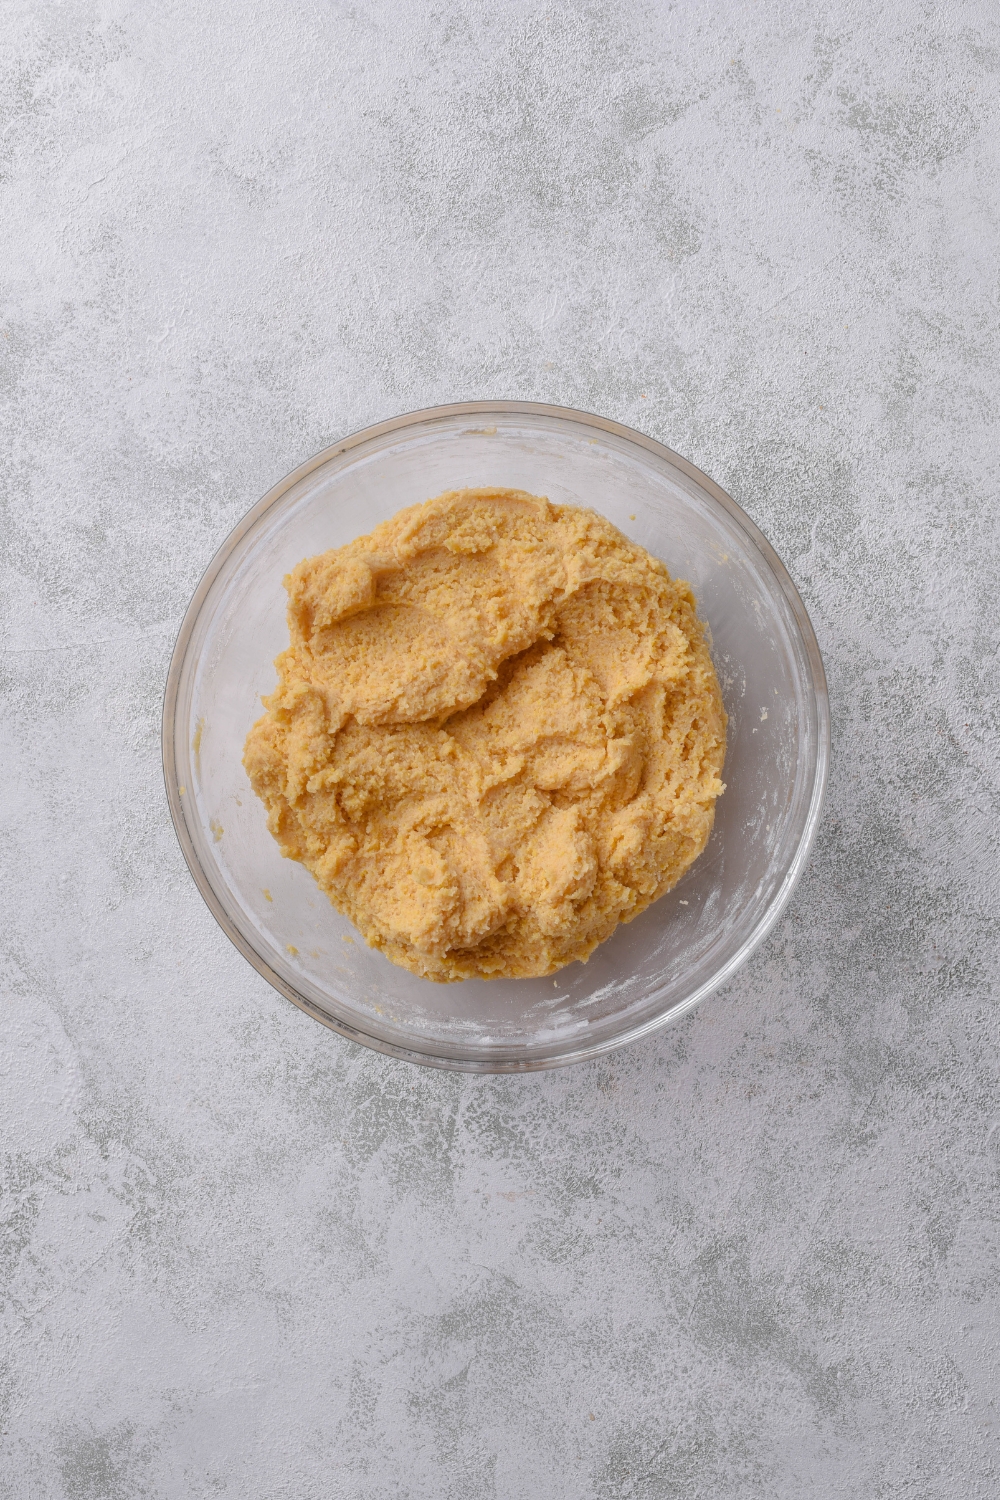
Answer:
[166,405,826,1069]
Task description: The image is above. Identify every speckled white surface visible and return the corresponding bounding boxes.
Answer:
[3,2,1000,1495]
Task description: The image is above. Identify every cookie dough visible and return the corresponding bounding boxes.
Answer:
[243,488,726,981]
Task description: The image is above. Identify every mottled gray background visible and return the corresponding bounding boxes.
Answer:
[3,1,999,1495]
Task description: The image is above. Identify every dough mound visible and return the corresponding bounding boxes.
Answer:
[243,488,726,981]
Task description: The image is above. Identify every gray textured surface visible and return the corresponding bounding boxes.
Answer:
[3,1,999,1494]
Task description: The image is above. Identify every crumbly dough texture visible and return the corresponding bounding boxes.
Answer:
[244,488,726,981]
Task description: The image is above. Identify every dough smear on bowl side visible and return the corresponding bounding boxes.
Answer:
[243,487,726,981]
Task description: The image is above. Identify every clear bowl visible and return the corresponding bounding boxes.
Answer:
[162,402,829,1072]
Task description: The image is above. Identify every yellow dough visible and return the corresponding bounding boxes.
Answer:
[243,488,726,981]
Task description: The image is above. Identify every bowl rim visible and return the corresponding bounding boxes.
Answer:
[162,399,830,1072]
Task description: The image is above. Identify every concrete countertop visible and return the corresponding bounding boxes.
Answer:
[3,2,998,1495]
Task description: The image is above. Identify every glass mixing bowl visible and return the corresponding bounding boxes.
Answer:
[162,402,829,1071]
